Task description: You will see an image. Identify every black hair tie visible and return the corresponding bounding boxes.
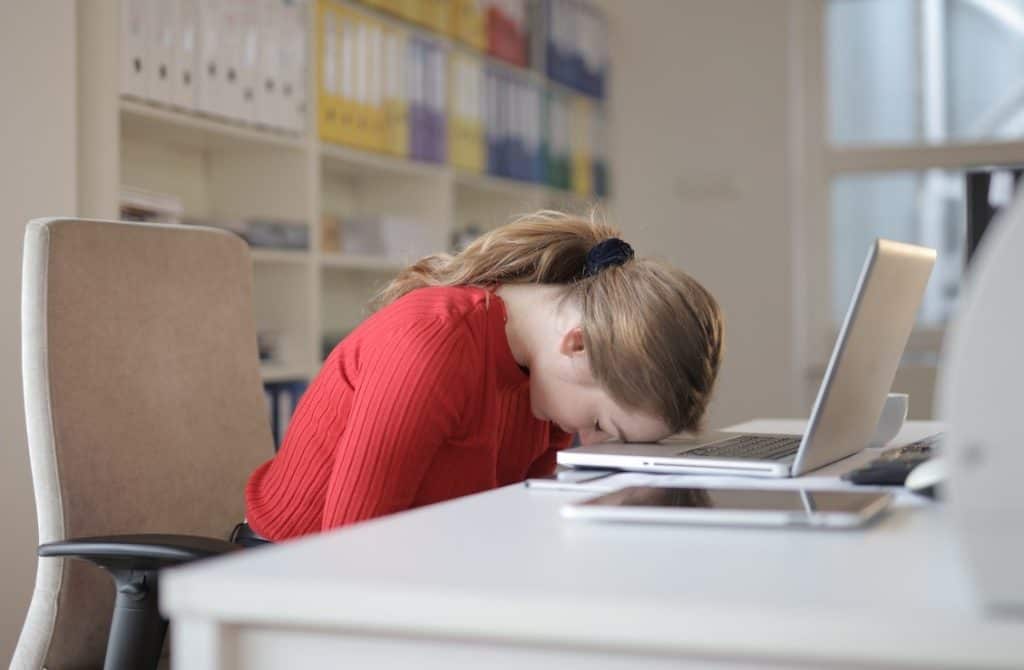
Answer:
[583,238,634,277]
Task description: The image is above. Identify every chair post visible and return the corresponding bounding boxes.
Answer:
[103,569,167,670]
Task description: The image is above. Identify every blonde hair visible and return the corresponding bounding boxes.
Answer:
[373,211,724,433]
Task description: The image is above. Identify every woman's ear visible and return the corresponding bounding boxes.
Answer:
[559,327,586,357]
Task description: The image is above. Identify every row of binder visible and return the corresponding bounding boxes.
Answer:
[319,0,607,194]
[121,0,308,132]
[356,0,606,98]
[318,1,447,160]
[459,62,606,195]
[484,67,543,182]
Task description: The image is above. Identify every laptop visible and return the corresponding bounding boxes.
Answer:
[557,239,937,478]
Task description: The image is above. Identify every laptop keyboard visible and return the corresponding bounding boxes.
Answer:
[682,435,802,461]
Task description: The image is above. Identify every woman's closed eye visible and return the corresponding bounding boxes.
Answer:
[577,422,610,446]
[594,421,616,441]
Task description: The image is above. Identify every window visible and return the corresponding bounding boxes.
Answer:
[824,0,1024,326]
[829,0,1024,146]
[830,170,965,325]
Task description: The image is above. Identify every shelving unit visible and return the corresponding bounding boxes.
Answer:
[81,0,610,390]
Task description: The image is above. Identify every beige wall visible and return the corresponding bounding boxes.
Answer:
[606,0,798,427]
[0,2,77,664]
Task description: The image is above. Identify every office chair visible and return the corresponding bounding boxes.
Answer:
[12,218,276,670]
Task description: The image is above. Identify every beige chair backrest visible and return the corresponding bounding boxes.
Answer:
[13,218,276,669]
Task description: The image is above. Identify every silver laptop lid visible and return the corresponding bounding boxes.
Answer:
[792,239,936,476]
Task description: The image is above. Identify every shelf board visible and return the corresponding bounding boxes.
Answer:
[120,98,307,153]
[454,169,549,200]
[260,363,314,383]
[544,77,605,103]
[319,141,451,180]
[250,248,311,264]
[320,253,406,272]
[450,41,546,87]
[454,169,604,210]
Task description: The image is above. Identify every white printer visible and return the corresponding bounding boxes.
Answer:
[939,175,1024,617]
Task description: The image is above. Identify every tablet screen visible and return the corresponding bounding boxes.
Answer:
[580,487,888,514]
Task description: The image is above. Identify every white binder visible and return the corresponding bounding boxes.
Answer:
[368,20,383,140]
[148,0,175,104]
[173,0,198,110]
[237,0,261,123]
[120,0,149,99]
[279,0,308,132]
[256,0,281,128]
[429,43,445,160]
[384,28,405,110]
[219,0,244,120]
[196,0,224,117]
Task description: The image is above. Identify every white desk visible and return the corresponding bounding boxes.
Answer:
[161,420,1024,669]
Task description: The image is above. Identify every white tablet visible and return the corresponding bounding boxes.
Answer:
[562,486,892,529]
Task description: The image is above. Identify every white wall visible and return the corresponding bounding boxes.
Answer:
[606,0,798,427]
[0,2,77,664]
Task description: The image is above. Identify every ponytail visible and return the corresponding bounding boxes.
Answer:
[372,210,617,309]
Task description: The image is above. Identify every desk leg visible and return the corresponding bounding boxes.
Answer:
[171,618,236,670]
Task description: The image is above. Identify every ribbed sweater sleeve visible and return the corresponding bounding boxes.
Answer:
[319,313,473,529]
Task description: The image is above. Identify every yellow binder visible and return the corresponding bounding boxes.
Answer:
[364,17,387,152]
[570,96,593,197]
[448,51,484,172]
[382,25,409,156]
[325,4,383,152]
[336,4,363,148]
[451,0,485,50]
[418,0,453,34]
[316,0,343,143]
[391,0,421,24]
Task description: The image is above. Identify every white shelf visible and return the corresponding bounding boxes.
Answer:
[81,4,612,399]
[319,141,451,180]
[261,363,315,383]
[320,253,406,273]
[250,248,311,265]
[120,98,307,153]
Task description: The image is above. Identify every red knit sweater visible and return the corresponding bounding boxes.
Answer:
[245,285,572,540]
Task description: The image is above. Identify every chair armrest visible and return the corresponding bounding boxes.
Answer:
[39,534,241,572]
[38,535,240,670]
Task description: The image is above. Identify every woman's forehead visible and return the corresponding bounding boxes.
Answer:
[606,402,670,442]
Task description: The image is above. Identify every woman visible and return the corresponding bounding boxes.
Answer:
[244,211,724,540]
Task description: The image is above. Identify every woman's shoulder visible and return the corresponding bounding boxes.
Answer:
[348,286,496,348]
[340,286,494,371]
[383,285,494,323]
